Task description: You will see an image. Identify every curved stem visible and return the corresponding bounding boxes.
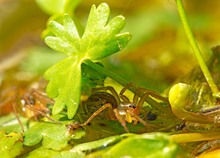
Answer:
[84,59,129,87]
[170,132,220,143]
[176,0,220,98]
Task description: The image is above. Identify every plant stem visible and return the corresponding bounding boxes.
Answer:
[84,59,129,86]
[176,0,220,98]
[170,131,220,143]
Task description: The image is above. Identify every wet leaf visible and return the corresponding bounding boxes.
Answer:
[24,122,70,150]
[25,146,84,158]
[0,131,23,158]
[85,133,190,158]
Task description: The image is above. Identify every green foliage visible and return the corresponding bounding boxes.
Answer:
[72,133,188,158]
[24,123,71,150]
[26,146,84,158]
[0,131,23,158]
[44,3,131,119]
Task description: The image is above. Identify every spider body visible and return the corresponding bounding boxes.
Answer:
[1,86,58,132]
[82,83,166,132]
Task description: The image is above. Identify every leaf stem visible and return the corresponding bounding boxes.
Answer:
[84,59,129,87]
[176,0,220,98]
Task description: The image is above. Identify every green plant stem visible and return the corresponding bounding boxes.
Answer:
[84,59,129,86]
[176,0,220,98]
[170,131,220,143]
[84,59,172,114]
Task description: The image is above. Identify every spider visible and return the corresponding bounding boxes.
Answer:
[81,82,168,132]
[1,86,59,132]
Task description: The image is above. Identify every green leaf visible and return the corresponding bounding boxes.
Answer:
[84,133,189,158]
[103,133,181,158]
[0,131,23,158]
[82,4,131,59]
[0,113,28,133]
[72,135,124,152]
[24,122,70,150]
[26,146,84,158]
[44,3,131,119]
[44,57,81,118]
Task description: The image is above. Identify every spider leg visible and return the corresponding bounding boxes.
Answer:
[83,100,115,119]
[128,110,152,130]
[135,88,169,113]
[113,108,129,132]
[25,104,61,124]
[92,86,120,106]
[12,103,25,133]
[81,103,114,126]
[30,89,54,105]
[119,82,139,105]
[120,82,138,96]
[120,94,130,103]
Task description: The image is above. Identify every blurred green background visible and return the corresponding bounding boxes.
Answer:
[1,0,220,92]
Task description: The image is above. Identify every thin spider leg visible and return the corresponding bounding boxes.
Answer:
[119,82,138,96]
[120,82,140,105]
[138,88,168,103]
[120,94,130,103]
[31,89,55,104]
[128,110,152,130]
[81,103,114,126]
[12,103,25,133]
[113,108,129,132]
[83,100,115,119]
[25,104,61,124]
[136,88,169,113]
[92,86,120,106]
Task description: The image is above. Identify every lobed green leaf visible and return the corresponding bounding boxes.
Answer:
[44,57,81,118]
[24,123,70,150]
[44,3,131,119]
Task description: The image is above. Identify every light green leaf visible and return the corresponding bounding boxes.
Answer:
[44,3,131,119]
[44,57,81,118]
[24,123,70,150]
[26,146,84,158]
[103,133,181,158]
[82,4,131,59]
[0,131,23,158]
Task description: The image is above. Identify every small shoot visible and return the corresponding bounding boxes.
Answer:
[43,3,131,119]
[176,0,220,98]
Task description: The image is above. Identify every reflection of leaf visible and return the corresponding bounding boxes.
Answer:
[24,123,70,150]
[0,131,23,158]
